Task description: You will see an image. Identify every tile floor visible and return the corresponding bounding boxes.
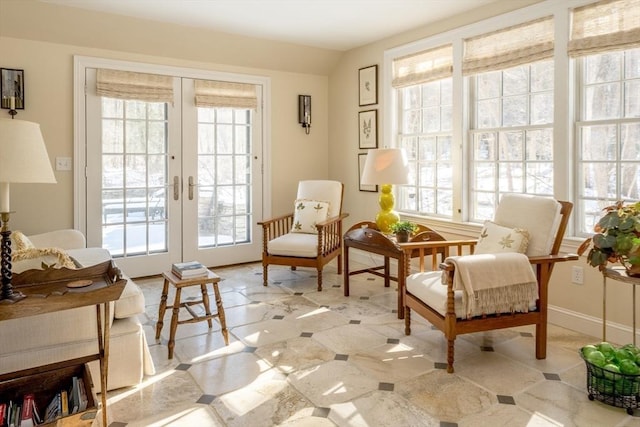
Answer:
[105,260,640,427]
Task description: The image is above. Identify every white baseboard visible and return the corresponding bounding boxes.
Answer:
[548,305,638,346]
[347,249,638,345]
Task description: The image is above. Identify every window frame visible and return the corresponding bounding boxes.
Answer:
[383,0,591,241]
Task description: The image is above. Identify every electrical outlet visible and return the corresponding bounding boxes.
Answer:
[572,266,584,284]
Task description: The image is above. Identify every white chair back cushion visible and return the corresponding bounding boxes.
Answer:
[297,180,343,218]
[493,194,562,257]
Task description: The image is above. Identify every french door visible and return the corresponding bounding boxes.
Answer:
[81,64,264,277]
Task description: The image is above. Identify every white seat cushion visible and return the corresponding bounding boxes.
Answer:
[406,271,537,319]
[268,233,318,258]
[493,194,562,257]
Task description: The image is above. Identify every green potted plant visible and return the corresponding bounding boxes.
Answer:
[578,201,640,276]
[390,220,418,243]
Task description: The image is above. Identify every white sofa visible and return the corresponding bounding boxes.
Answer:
[0,229,155,392]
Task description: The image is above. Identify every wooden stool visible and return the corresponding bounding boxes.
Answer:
[155,269,229,359]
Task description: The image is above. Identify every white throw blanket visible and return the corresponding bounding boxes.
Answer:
[444,253,538,319]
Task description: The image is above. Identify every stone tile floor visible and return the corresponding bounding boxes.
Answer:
[104,261,640,426]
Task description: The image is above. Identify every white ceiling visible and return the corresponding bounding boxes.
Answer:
[41,0,501,51]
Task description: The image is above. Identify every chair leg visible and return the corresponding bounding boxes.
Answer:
[317,269,323,292]
[447,339,455,373]
[535,322,547,359]
[404,307,411,335]
[262,263,268,287]
[337,253,343,275]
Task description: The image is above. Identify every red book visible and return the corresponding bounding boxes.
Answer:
[20,394,34,427]
[0,402,6,427]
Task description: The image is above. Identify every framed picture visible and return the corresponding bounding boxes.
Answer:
[358,109,377,149]
[0,68,24,110]
[359,65,377,106]
[358,153,378,192]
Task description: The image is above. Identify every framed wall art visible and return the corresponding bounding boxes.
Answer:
[358,109,377,149]
[358,64,378,106]
[358,153,378,192]
[1,68,24,110]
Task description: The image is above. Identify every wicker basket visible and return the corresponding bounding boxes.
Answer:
[581,351,640,415]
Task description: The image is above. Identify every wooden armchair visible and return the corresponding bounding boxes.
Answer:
[258,180,348,291]
[400,194,578,373]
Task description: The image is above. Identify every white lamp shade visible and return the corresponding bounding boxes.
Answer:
[0,119,56,184]
[360,148,409,185]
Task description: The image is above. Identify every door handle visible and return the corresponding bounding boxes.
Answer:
[173,176,179,200]
[189,176,195,201]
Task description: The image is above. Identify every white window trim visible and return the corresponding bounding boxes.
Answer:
[73,56,272,234]
[383,0,599,246]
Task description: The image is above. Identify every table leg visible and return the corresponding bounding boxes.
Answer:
[397,254,405,319]
[344,245,350,296]
[603,275,607,342]
[384,256,390,288]
[634,284,637,346]
[201,283,213,328]
[155,278,170,340]
[213,282,229,345]
[168,287,182,359]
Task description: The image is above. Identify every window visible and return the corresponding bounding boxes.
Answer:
[397,80,453,216]
[469,60,554,221]
[393,45,454,217]
[576,48,640,234]
[570,0,640,236]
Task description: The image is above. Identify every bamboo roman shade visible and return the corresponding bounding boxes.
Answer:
[462,16,554,75]
[96,69,173,103]
[194,80,258,109]
[568,0,640,57]
[392,44,453,88]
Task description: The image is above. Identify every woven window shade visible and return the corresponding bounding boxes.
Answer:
[463,16,554,75]
[194,80,258,109]
[568,0,640,57]
[392,44,453,88]
[96,69,173,103]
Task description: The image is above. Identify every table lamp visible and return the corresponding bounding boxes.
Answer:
[360,148,409,233]
[0,119,57,302]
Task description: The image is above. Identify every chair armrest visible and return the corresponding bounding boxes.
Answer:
[27,229,87,250]
[528,253,579,264]
[400,239,478,272]
[316,213,348,255]
[258,213,294,242]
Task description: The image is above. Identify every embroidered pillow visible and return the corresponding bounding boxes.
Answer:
[291,199,330,234]
[11,231,34,251]
[475,221,530,254]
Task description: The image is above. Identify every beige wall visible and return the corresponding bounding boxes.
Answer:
[0,0,336,233]
[0,0,632,336]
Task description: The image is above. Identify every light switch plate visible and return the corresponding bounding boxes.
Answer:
[55,157,72,171]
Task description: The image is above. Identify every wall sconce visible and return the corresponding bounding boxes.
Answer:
[1,68,25,119]
[298,94,311,134]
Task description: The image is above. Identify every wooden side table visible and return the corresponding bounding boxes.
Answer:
[343,224,407,318]
[602,266,640,345]
[0,261,125,427]
[155,269,229,359]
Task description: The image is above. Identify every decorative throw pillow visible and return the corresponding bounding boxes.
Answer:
[12,231,34,251]
[475,221,530,254]
[291,199,330,234]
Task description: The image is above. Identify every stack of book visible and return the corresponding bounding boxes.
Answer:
[171,261,208,279]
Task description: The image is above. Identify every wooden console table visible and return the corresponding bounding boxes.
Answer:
[0,261,126,427]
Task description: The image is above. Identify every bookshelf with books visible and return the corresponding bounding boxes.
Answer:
[0,261,126,427]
